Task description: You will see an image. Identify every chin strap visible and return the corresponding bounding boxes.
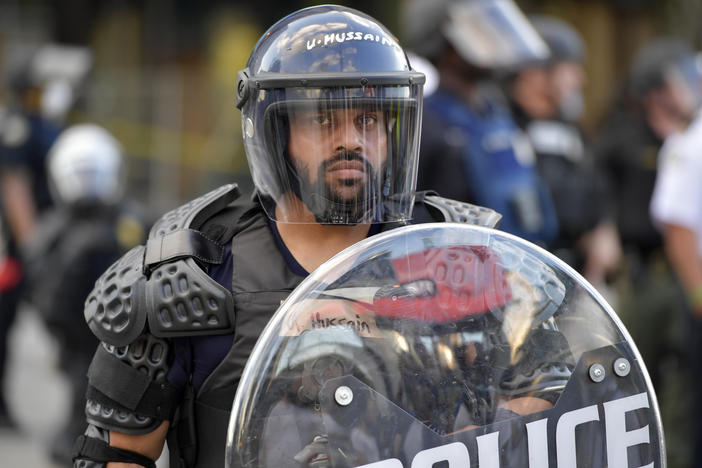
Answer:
[73,434,157,468]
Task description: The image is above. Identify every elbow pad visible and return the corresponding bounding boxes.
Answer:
[85,334,177,434]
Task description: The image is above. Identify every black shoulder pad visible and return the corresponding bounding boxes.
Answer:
[418,192,502,228]
[149,183,241,237]
[144,183,240,272]
[85,245,148,347]
[85,184,240,346]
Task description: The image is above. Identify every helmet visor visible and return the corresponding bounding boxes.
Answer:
[671,52,702,111]
[443,0,549,70]
[242,83,423,224]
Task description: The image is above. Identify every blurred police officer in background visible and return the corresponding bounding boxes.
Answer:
[404,0,559,246]
[0,97,19,428]
[22,124,144,464]
[0,44,92,431]
[595,38,698,274]
[0,47,64,429]
[594,37,701,468]
[0,45,90,249]
[649,48,702,468]
[0,195,22,428]
[70,5,503,468]
[506,15,621,287]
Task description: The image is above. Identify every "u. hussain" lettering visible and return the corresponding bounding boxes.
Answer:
[307,31,396,50]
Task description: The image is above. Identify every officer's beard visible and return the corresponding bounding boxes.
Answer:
[294,151,380,225]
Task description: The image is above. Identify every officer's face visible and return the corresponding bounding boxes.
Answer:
[287,106,388,203]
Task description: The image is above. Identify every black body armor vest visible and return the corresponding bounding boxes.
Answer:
[80,183,501,468]
[181,203,304,467]
[174,193,502,467]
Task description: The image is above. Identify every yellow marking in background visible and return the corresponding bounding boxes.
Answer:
[68,109,248,175]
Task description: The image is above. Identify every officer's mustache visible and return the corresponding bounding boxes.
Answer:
[284,148,382,224]
[320,151,374,175]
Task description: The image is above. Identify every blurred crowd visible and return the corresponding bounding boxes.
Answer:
[0,1,700,467]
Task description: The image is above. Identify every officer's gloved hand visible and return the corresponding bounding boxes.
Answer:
[294,435,332,468]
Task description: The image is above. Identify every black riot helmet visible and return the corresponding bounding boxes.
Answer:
[236,5,425,225]
[528,15,585,65]
[402,0,549,72]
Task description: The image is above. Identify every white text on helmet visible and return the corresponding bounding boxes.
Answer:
[306,31,400,51]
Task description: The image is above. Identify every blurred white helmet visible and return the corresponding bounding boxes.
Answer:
[47,124,125,207]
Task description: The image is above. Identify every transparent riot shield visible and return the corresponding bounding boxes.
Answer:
[226,224,665,468]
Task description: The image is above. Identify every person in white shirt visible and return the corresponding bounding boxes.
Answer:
[650,65,702,464]
[651,111,702,315]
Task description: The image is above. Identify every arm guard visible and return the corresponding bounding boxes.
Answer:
[81,184,240,435]
[85,335,176,434]
[73,424,156,468]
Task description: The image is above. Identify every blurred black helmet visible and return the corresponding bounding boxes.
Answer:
[529,15,585,64]
[236,5,425,225]
[6,44,93,120]
[402,0,549,71]
[628,37,694,96]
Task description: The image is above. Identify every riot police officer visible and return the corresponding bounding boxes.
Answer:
[0,45,91,429]
[71,6,501,468]
[0,49,63,429]
[506,15,621,286]
[404,0,559,246]
[23,124,144,463]
[594,37,700,467]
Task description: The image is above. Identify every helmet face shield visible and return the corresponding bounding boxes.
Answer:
[668,51,702,113]
[443,0,549,70]
[226,224,664,468]
[243,83,423,224]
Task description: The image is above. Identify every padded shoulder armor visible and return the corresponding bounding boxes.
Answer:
[85,184,240,346]
[419,192,502,228]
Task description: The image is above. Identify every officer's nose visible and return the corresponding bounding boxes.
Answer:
[333,112,364,154]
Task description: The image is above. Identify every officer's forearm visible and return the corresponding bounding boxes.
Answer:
[107,421,170,467]
[0,169,37,244]
[662,223,702,315]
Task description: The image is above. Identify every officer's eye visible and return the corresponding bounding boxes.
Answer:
[312,113,333,126]
[356,112,378,128]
